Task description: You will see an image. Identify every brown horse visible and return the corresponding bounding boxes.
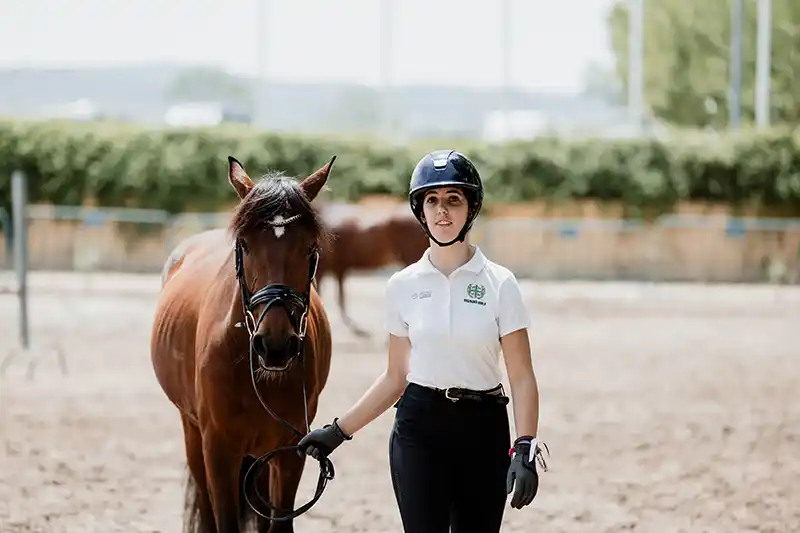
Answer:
[150,155,337,533]
[315,204,429,337]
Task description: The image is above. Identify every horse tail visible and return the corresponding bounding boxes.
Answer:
[180,459,261,533]
[181,465,204,533]
[178,456,260,533]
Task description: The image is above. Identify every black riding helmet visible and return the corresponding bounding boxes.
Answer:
[408,149,484,247]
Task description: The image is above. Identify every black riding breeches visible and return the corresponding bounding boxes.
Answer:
[388,382,511,533]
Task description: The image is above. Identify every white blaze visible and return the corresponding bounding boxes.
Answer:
[270,215,286,238]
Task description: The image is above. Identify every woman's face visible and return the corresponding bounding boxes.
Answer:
[421,186,469,243]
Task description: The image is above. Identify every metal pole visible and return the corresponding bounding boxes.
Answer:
[627,0,644,131]
[12,170,29,350]
[502,0,512,139]
[1,209,10,267]
[380,0,392,137]
[755,0,772,128]
[255,0,267,129]
[729,0,743,129]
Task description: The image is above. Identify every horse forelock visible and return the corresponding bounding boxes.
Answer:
[228,172,329,245]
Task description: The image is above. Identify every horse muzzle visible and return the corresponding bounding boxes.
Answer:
[252,331,302,372]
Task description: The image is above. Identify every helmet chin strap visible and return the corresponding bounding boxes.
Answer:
[420,219,468,247]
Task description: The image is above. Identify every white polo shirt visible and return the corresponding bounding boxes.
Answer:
[384,246,531,391]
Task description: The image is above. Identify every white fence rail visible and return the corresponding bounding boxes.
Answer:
[3,171,799,354]
[475,215,800,284]
[2,204,799,285]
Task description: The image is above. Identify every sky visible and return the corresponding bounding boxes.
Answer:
[0,0,617,93]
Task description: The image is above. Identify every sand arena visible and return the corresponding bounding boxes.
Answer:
[1,272,798,532]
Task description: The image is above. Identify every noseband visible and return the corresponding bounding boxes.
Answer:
[232,221,334,523]
[233,236,318,367]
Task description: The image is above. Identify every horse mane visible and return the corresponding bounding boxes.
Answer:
[228,171,331,245]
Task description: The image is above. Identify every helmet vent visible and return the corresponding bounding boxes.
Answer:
[432,156,448,169]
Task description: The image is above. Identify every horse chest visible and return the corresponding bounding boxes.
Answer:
[199,364,296,433]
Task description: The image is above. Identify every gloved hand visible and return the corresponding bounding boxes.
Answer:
[297,418,352,461]
[506,436,549,509]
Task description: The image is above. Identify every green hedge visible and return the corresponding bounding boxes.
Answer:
[1,118,799,217]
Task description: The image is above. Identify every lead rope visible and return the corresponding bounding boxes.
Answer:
[238,245,335,523]
[243,334,334,523]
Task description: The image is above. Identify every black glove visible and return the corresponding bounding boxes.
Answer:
[297,418,352,461]
[506,436,549,509]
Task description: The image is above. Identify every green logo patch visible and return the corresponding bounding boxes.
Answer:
[466,283,486,300]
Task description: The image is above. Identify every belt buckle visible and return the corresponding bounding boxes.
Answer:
[444,388,460,402]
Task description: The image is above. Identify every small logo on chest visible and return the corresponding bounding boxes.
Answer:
[464,283,487,306]
[412,290,432,300]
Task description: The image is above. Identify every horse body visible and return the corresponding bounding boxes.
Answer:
[316,205,428,337]
[150,156,336,533]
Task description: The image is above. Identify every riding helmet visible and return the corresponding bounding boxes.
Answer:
[408,149,484,246]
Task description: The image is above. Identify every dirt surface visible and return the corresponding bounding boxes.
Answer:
[1,272,799,533]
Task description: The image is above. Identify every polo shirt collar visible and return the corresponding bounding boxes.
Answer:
[417,245,487,275]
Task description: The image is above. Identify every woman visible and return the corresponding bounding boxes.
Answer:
[298,149,547,533]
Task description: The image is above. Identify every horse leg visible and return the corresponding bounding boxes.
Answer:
[264,450,307,533]
[240,457,276,533]
[203,434,245,533]
[181,414,217,533]
[336,270,370,338]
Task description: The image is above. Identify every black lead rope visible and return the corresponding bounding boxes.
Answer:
[235,241,335,522]
[242,340,335,523]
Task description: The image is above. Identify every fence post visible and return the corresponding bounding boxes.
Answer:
[12,170,29,350]
[0,208,9,270]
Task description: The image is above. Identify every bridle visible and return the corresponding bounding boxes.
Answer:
[232,216,335,522]
[233,236,314,371]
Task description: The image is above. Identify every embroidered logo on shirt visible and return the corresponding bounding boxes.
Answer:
[412,290,432,300]
[466,283,485,300]
[464,283,487,306]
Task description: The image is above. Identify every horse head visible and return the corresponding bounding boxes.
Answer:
[227,155,335,371]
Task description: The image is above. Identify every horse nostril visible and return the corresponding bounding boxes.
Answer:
[286,335,300,357]
[252,332,267,355]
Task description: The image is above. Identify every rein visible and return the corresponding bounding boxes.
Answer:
[233,231,335,523]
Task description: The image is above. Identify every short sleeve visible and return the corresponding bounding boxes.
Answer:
[384,274,409,337]
[498,273,531,337]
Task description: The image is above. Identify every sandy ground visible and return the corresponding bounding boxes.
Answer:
[1,272,799,533]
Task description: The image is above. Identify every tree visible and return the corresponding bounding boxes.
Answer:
[607,0,800,128]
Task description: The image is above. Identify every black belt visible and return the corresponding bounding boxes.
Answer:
[429,383,509,405]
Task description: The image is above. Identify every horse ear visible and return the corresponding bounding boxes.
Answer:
[228,156,255,199]
[300,155,336,201]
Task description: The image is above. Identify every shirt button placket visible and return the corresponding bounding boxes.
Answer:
[444,276,452,335]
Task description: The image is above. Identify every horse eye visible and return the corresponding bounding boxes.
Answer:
[240,241,250,254]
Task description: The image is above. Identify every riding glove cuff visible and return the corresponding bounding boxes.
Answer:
[506,436,548,509]
[297,417,352,461]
